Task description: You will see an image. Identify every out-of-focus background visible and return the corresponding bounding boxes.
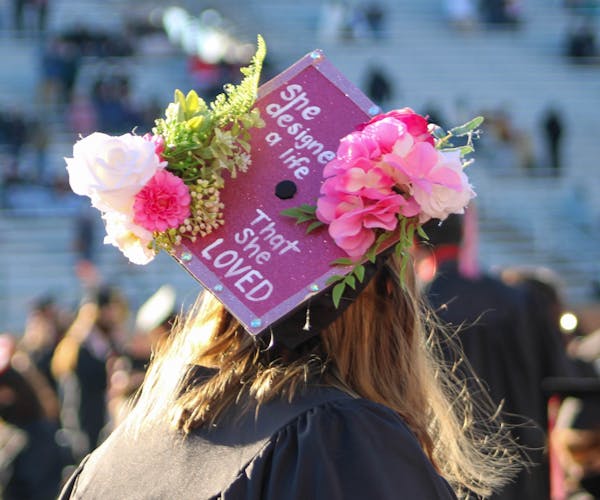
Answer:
[1,0,600,334]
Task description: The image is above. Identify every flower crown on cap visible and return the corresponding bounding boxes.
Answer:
[66,36,267,265]
[282,109,482,306]
[65,35,481,315]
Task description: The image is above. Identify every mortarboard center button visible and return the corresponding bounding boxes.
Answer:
[275,180,297,200]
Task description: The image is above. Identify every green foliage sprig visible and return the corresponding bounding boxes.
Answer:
[150,35,267,253]
[154,35,266,184]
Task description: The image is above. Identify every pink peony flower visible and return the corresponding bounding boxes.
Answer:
[323,132,382,177]
[133,169,191,232]
[358,108,434,146]
[383,142,464,196]
[315,108,475,260]
[411,150,475,221]
[321,166,395,201]
[317,193,407,259]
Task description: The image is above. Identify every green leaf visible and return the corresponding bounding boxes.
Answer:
[331,257,355,266]
[460,145,475,155]
[326,274,345,286]
[439,145,474,156]
[297,204,317,214]
[345,274,356,289]
[407,222,416,243]
[375,230,393,249]
[431,126,447,140]
[394,241,405,259]
[416,225,429,241]
[306,220,324,234]
[399,254,409,286]
[366,245,377,263]
[295,214,316,224]
[332,282,346,308]
[280,207,301,218]
[354,264,365,282]
[449,116,484,137]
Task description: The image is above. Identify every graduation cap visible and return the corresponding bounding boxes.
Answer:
[170,50,382,339]
[65,38,479,348]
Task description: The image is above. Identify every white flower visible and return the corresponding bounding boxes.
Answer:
[413,150,476,221]
[66,132,166,215]
[103,212,156,265]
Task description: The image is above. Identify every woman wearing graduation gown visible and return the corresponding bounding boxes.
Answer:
[59,38,519,499]
[60,255,519,499]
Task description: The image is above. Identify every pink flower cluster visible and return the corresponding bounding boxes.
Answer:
[316,109,475,259]
[133,134,191,233]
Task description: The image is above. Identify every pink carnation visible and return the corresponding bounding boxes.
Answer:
[133,169,191,232]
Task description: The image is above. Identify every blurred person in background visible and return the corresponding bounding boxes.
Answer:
[0,333,71,499]
[106,285,177,429]
[416,208,578,499]
[19,293,70,393]
[363,64,394,108]
[567,328,600,378]
[51,285,129,461]
[500,265,581,375]
[546,378,600,499]
[540,106,565,176]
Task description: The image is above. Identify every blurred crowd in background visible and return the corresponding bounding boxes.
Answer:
[0,214,599,498]
[0,0,599,499]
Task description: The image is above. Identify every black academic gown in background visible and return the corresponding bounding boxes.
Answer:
[59,385,456,499]
[426,261,574,500]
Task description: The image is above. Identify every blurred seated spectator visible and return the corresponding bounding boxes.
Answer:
[479,0,523,28]
[361,2,386,39]
[39,35,80,108]
[59,26,134,58]
[67,93,98,138]
[91,74,145,134]
[0,108,27,183]
[566,19,599,62]
[363,64,394,107]
[13,0,48,34]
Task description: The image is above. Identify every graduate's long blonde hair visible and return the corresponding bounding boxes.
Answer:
[127,255,520,498]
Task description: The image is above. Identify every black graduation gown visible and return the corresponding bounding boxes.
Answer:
[426,261,574,500]
[59,385,456,499]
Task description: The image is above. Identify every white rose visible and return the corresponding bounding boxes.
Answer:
[103,212,156,265]
[66,132,166,215]
[413,150,476,221]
